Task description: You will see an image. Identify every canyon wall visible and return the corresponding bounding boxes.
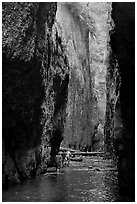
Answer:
[58,3,112,151]
[2,3,135,199]
[111,3,135,198]
[2,2,59,184]
[2,2,112,184]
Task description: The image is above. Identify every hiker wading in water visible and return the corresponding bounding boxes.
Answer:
[55,154,63,172]
[65,150,71,166]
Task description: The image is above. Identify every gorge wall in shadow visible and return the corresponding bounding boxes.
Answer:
[2,2,135,200]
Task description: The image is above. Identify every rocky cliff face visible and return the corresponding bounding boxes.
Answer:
[2,2,58,184]
[57,3,112,151]
[2,2,135,199]
[3,3,112,185]
[104,2,135,199]
[111,3,135,198]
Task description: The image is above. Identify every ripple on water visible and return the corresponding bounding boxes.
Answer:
[3,158,122,202]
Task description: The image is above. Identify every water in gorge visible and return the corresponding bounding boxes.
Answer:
[2,156,132,202]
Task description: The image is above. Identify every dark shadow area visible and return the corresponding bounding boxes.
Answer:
[2,54,44,185]
[50,74,69,162]
[111,2,135,200]
[2,2,57,186]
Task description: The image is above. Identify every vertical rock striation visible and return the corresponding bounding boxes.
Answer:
[57,3,112,151]
[2,2,113,184]
[2,2,58,184]
[3,3,134,199]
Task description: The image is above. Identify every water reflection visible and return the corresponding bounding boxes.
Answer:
[3,173,68,202]
[2,164,128,202]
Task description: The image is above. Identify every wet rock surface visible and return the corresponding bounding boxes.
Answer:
[2,2,135,200]
[2,2,111,184]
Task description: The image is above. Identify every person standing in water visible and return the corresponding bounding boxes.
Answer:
[65,150,71,166]
[55,154,63,172]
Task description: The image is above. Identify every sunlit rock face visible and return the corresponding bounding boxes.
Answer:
[3,3,134,198]
[2,2,112,185]
[57,3,112,151]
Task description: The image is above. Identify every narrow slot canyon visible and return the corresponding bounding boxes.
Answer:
[2,2,135,202]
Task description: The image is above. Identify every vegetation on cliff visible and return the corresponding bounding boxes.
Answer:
[2,3,135,200]
[3,3,112,185]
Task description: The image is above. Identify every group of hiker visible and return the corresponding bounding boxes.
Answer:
[55,150,71,172]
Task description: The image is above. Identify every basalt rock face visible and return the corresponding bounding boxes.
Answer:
[58,3,112,151]
[2,2,112,184]
[108,3,135,199]
[3,3,135,198]
[2,2,59,185]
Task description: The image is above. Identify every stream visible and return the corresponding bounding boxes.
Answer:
[2,156,132,202]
